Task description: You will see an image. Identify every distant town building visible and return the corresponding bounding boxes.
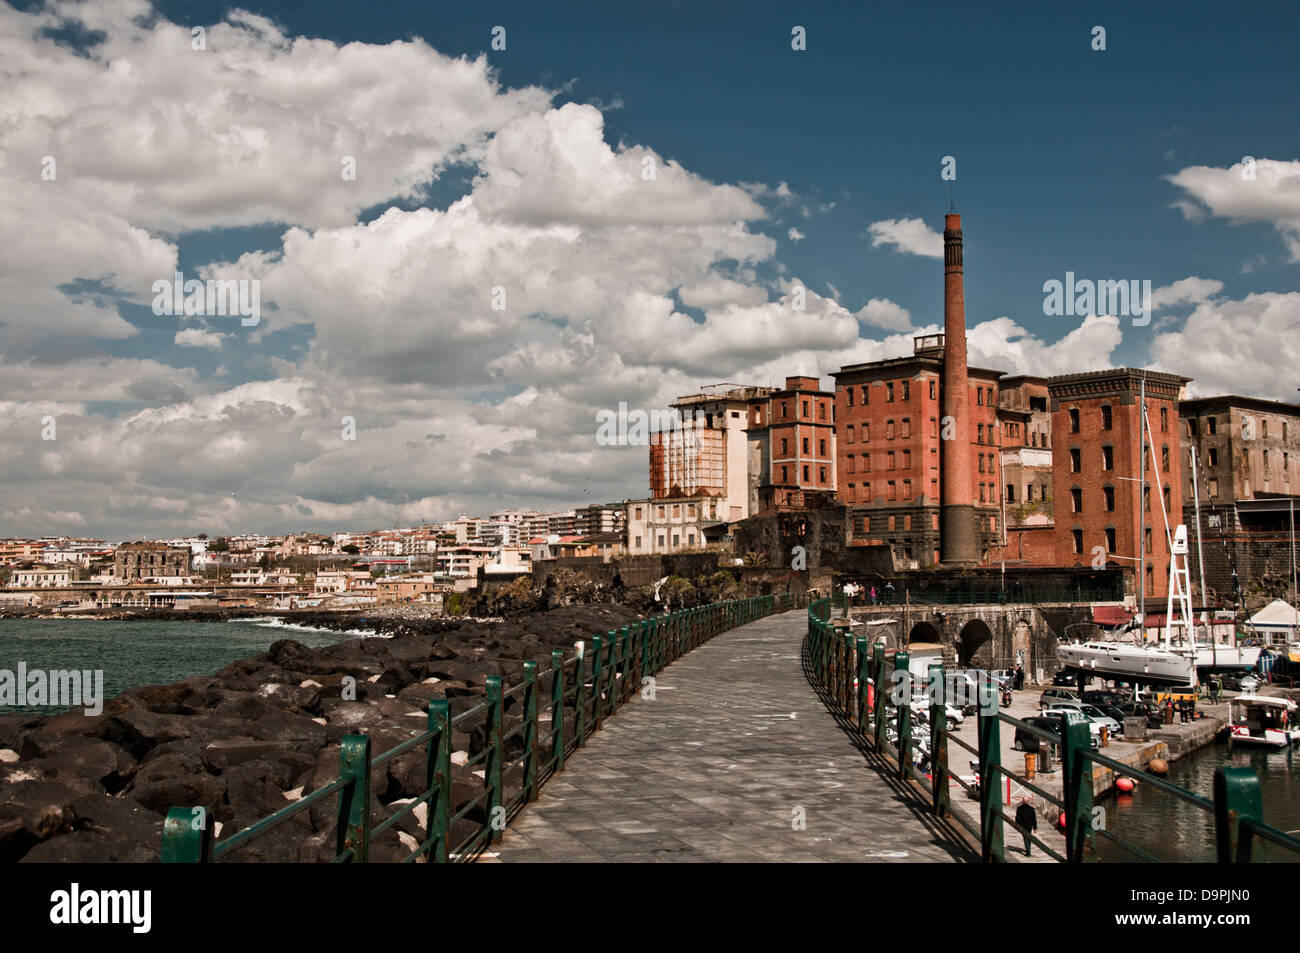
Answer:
[625,496,724,555]
[746,376,837,516]
[113,542,193,582]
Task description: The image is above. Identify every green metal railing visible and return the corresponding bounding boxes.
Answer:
[160,594,792,863]
[807,597,1300,863]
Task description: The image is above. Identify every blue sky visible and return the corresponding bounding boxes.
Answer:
[2,0,1298,537]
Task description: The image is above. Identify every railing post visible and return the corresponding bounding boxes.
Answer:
[872,643,887,752]
[574,641,587,745]
[485,676,504,844]
[619,626,631,705]
[895,651,911,780]
[855,636,869,731]
[640,621,651,688]
[428,698,451,862]
[1059,710,1093,863]
[550,650,566,773]
[161,806,213,862]
[977,697,1004,862]
[522,661,539,803]
[591,634,606,729]
[928,663,949,817]
[1214,766,1264,862]
[337,733,372,862]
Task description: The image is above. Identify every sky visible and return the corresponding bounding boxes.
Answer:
[2,0,1298,540]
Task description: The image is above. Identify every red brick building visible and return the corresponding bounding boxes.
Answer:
[746,376,837,515]
[1048,369,1189,600]
[832,335,1003,568]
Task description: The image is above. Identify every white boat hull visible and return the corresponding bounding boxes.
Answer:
[1057,642,1196,686]
[1193,645,1260,672]
[1228,725,1296,748]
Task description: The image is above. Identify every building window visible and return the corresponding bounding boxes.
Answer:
[781,401,788,419]
[888,451,896,470]
[865,484,871,502]
[802,437,810,453]
[1162,446,1169,472]
[888,481,897,500]
[886,382,894,402]
[979,484,986,502]
[1207,416,1217,435]
[1070,448,1081,472]
[846,388,854,407]
[888,515,896,531]
[781,437,788,454]
[1208,448,1218,467]
[1101,405,1112,430]
[781,466,788,482]
[1160,406,1168,432]
[886,420,895,439]
[1102,446,1113,470]
[819,466,827,483]
[1071,488,1082,512]
[634,506,643,519]
[1105,528,1116,553]
[1145,527,1153,551]
[902,381,910,401]
[901,418,911,438]
[977,388,983,407]
[1006,484,1015,503]
[803,465,810,481]
[987,387,993,406]
[818,403,826,421]
[864,453,871,471]
[1069,408,1080,433]
[1163,486,1170,512]
[1072,529,1083,555]
[845,425,854,444]
[847,454,855,473]
[819,438,826,456]
[977,423,984,443]
[848,483,855,501]
[902,450,911,469]
[1104,485,1115,511]
[802,400,809,417]
[1208,478,1218,497]
[903,480,912,499]
[862,386,869,405]
[979,455,985,474]
[929,380,936,400]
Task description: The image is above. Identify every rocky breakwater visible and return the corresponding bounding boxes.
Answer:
[0,603,644,862]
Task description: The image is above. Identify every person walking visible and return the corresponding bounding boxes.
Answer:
[1209,675,1221,705]
[1014,663,1025,691]
[1015,799,1038,856]
[870,585,877,606]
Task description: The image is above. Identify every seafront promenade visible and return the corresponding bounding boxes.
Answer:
[485,611,975,862]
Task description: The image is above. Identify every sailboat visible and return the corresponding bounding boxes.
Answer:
[1056,376,1197,688]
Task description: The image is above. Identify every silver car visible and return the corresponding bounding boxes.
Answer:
[1043,700,1121,736]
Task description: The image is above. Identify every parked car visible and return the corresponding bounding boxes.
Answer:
[1052,670,1078,686]
[1042,702,1121,737]
[989,669,1015,689]
[1115,700,1163,729]
[1082,689,1130,708]
[1039,687,1079,707]
[910,695,966,731]
[1014,715,1100,752]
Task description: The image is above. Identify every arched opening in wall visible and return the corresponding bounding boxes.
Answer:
[909,620,943,645]
[956,619,994,668]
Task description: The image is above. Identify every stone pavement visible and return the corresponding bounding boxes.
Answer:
[484,610,975,863]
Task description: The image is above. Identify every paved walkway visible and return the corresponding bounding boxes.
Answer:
[485,611,974,863]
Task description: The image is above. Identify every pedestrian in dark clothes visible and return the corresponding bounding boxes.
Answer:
[1015,800,1038,856]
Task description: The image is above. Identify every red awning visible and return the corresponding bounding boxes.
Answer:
[1091,606,1131,626]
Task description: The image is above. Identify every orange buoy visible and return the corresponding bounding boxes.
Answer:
[1116,777,1135,793]
[1058,812,1066,829]
[1148,758,1169,775]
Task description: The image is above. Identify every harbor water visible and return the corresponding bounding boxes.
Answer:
[1096,739,1299,862]
[0,618,363,715]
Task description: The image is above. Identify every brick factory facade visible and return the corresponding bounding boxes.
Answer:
[745,375,837,517]
[1048,369,1189,601]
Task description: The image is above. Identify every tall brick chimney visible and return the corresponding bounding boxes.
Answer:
[940,212,979,565]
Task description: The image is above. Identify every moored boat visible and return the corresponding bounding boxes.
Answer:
[1226,694,1300,748]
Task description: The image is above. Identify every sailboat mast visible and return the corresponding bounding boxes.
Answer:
[1139,376,1146,643]
[1191,443,1214,668]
